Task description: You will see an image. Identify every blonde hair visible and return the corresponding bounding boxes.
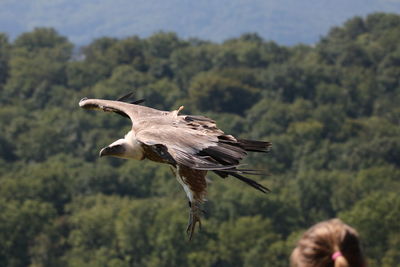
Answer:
[290,219,366,267]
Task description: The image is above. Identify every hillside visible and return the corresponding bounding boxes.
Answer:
[1,0,400,45]
[0,13,399,266]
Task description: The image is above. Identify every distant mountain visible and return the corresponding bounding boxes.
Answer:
[1,0,399,45]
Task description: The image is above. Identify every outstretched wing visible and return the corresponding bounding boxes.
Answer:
[79,98,168,123]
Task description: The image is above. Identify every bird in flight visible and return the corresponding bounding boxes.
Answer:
[79,93,271,240]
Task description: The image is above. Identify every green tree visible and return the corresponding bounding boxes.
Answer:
[189,72,259,114]
[3,28,72,108]
[0,33,10,91]
[0,199,56,267]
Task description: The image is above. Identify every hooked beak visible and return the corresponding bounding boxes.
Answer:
[99,145,125,157]
[99,147,108,157]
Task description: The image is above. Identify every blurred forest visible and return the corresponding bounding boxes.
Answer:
[0,12,399,267]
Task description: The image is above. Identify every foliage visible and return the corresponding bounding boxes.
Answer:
[0,13,399,266]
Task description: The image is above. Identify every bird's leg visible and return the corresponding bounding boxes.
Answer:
[186,200,202,240]
[174,165,207,240]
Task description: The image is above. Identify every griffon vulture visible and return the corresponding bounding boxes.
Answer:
[79,93,271,239]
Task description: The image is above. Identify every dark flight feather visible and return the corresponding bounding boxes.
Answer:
[116,92,135,102]
[116,92,146,105]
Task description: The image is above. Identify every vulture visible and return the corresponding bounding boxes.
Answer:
[79,93,271,240]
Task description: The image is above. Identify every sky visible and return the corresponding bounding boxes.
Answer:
[1,0,400,45]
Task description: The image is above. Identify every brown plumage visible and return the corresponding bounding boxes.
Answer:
[79,96,271,239]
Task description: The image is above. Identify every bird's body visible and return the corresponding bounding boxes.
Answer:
[79,96,271,239]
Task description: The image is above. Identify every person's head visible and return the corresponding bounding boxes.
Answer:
[290,218,366,267]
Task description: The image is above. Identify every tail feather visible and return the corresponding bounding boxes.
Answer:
[213,169,270,193]
[229,172,270,193]
[237,139,272,153]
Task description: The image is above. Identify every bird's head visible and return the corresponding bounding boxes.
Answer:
[99,132,144,160]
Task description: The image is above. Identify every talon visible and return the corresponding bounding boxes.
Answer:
[186,212,193,233]
[186,206,202,241]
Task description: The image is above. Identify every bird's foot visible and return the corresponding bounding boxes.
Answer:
[186,202,203,240]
